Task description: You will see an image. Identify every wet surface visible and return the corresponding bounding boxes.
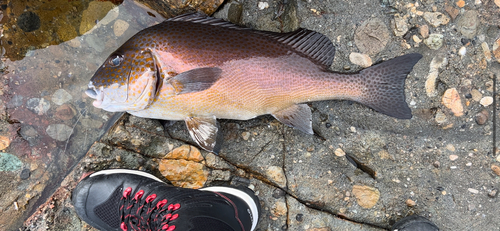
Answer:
[1,0,500,230]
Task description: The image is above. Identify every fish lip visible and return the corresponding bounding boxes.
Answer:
[86,82,104,107]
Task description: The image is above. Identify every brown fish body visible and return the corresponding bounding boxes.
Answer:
[87,13,422,152]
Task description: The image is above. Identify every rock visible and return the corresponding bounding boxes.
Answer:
[456,11,479,39]
[85,34,105,52]
[113,19,129,37]
[334,148,345,157]
[449,155,458,161]
[488,189,499,198]
[425,56,448,97]
[46,124,73,141]
[435,111,447,124]
[475,110,489,125]
[158,145,208,189]
[26,98,50,115]
[0,136,10,150]
[481,42,492,62]
[471,89,482,101]
[258,2,269,10]
[266,166,287,188]
[420,24,429,38]
[442,88,464,116]
[445,4,459,20]
[0,152,22,171]
[306,228,331,231]
[80,1,116,34]
[241,132,250,140]
[456,0,465,7]
[52,89,72,106]
[459,46,466,57]
[135,0,224,19]
[8,95,23,108]
[20,168,31,180]
[352,185,380,209]
[423,12,450,27]
[20,125,39,146]
[354,18,390,55]
[406,199,416,207]
[492,164,500,176]
[271,200,287,217]
[495,0,500,8]
[424,34,444,50]
[446,144,456,152]
[55,104,76,121]
[480,96,493,107]
[493,38,500,63]
[392,14,408,36]
[349,53,372,67]
[468,188,479,194]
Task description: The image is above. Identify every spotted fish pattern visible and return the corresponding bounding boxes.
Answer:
[86,13,422,152]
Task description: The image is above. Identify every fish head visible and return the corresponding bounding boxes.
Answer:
[86,48,159,112]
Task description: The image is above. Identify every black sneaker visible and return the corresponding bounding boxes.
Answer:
[72,169,261,231]
[391,215,439,231]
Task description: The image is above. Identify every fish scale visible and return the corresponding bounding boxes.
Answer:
[86,13,422,153]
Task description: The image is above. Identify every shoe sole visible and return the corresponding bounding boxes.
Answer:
[87,169,260,231]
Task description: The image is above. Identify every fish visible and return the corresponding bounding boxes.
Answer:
[86,13,423,153]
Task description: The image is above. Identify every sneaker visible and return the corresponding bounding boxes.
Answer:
[72,169,261,231]
[391,214,439,231]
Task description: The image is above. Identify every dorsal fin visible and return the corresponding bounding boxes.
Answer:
[167,13,336,69]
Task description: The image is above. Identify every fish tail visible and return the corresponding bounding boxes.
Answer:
[358,53,422,119]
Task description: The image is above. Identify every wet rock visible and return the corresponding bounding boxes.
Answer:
[17,11,41,32]
[26,98,50,115]
[392,14,408,37]
[492,164,500,176]
[158,145,208,189]
[0,136,10,151]
[55,104,76,121]
[420,24,429,38]
[442,88,463,116]
[425,56,448,97]
[80,1,116,34]
[423,12,450,27]
[493,38,500,63]
[0,152,22,171]
[352,185,380,209]
[349,53,372,68]
[20,125,39,147]
[51,89,72,106]
[113,19,129,37]
[424,33,444,50]
[266,166,286,188]
[136,0,224,19]
[20,168,31,180]
[480,96,493,107]
[475,110,489,125]
[354,18,390,55]
[46,124,73,141]
[456,11,479,39]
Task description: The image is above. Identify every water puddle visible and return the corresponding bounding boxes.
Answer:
[0,0,164,228]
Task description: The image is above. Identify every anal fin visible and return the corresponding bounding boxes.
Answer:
[185,116,220,153]
[272,104,313,134]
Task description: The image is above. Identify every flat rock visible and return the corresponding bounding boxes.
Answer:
[158,145,208,189]
[352,185,380,209]
[46,124,73,141]
[349,52,372,68]
[423,12,450,27]
[354,18,390,55]
[442,88,464,116]
[456,11,479,39]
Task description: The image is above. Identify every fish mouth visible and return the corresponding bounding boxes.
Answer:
[86,82,104,108]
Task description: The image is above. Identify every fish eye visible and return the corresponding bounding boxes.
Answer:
[108,54,123,67]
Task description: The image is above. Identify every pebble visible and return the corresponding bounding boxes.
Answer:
[349,52,372,67]
[425,56,448,97]
[444,4,459,20]
[334,148,345,157]
[433,161,440,168]
[492,164,500,176]
[352,185,380,209]
[442,88,464,116]
[475,110,489,125]
[258,2,269,10]
[446,144,456,152]
[26,98,50,115]
[456,0,465,7]
[354,18,390,55]
[159,145,208,189]
[113,19,129,37]
[424,34,444,50]
[459,46,466,57]
[471,89,482,101]
[392,15,408,37]
[420,24,429,38]
[480,96,493,107]
[46,124,73,141]
[494,38,500,63]
[0,136,10,150]
[449,155,458,161]
[456,11,479,39]
[241,132,250,141]
[435,110,447,124]
[468,188,479,194]
[20,125,39,146]
[406,199,416,207]
[488,189,498,198]
[423,12,450,27]
[20,168,30,180]
[0,152,22,171]
[266,166,287,188]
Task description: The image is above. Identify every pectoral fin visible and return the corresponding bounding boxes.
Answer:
[169,67,222,95]
[272,104,313,134]
[185,116,220,153]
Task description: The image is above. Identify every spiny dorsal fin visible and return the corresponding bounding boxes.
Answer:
[167,13,336,69]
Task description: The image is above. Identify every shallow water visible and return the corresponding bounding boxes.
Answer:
[0,0,163,228]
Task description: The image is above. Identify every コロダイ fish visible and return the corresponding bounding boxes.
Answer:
[86,13,422,153]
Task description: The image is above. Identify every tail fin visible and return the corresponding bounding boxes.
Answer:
[359,53,422,119]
